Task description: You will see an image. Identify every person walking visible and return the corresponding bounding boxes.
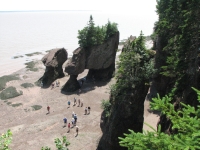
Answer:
[88,106,91,114]
[72,111,75,118]
[74,114,77,124]
[63,117,67,127]
[78,99,80,107]
[56,80,60,87]
[74,97,77,106]
[76,126,79,135]
[68,123,71,132]
[47,106,50,114]
[68,100,71,108]
[51,82,55,89]
[71,118,75,127]
[81,100,83,107]
[85,107,88,115]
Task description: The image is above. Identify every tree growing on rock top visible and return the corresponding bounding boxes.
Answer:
[77,15,118,48]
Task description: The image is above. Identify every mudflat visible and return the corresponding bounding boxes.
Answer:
[0,59,158,150]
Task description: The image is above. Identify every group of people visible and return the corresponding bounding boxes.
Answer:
[85,107,91,115]
[46,96,91,136]
[63,115,79,134]
[62,111,79,134]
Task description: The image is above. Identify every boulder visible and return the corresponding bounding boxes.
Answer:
[39,48,68,87]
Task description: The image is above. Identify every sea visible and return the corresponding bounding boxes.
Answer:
[0,11,157,76]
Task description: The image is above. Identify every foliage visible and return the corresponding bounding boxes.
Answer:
[101,99,111,117]
[155,0,200,94]
[119,88,200,150]
[41,136,70,150]
[0,86,23,100]
[21,83,34,88]
[112,31,156,97]
[105,21,118,40]
[0,75,19,91]
[77,15,118,48]
[0,130,12,150]
[41,146,51,150]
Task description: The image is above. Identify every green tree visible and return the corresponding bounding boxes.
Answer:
[155,0,200,94]
[105,21,118,40]
[86,15,96,46]
[119,87,200,150]
[113,31,155,96]
[0,130,12,150]
[77,27,88,48]
[77,15,118,48]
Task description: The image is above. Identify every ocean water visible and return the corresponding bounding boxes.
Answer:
[0,11,157,76]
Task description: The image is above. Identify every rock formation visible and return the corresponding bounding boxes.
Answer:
[39,48,68,87]
[97,35,153,150]
[63,32,119,92]
[97,84,149,150]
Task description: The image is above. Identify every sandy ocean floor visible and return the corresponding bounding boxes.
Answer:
[0,44,159,150]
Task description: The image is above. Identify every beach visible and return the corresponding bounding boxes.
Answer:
[0,46,159,150]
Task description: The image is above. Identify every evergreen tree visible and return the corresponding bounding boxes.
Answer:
[105,21,118,40]
[77,15,118,48]
[86,15,96,46]
[119,88,200,150]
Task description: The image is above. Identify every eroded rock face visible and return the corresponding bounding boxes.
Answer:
[97,84,149,150]
[63,32,119,92]
[64,47,86,75]
[62,75,80,92]
[39,48,68,87]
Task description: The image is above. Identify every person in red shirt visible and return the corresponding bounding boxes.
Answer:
[47,106,50,114]
[68,123,71,132]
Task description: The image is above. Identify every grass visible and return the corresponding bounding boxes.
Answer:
[0,86,23,100]
[0,75,19,91]
[25,52,42,56]
[21,83,34,88]
[11,103,22,107]
[31,105,42,111]
[25,61,38,72]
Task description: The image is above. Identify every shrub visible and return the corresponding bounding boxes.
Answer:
[0,86,23,100]
[0,75,19,91]
[101,99,111,117]
[41,136,70,150]
[21,83,34,88]
[0,129,12,150]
